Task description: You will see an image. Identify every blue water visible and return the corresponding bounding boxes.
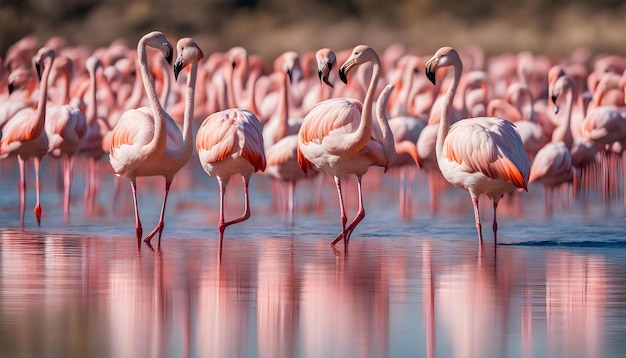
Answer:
[1,159,625,358]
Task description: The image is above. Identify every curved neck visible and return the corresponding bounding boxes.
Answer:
[30,55,53,140]
[274,70,290,143]
[553,85,573,148]
[125,60,145,110]
[158,57,171,109]
[436,60,462,160]
[227,64,237,109]
[138,38,167,157]
[376,86,396,170]
[182,62,197,145]
[86,63,98,125]
[58,66,71,105]
[345,58,381,154]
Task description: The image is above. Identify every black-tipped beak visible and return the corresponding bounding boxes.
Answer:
[425,66,436,85]
[551,95,559,114]
[36,63,42,80]
[165,44,173,65]
[173,60,183,81]
[8,83,14,94]
[339,67,348,84]
[287,69,293,83]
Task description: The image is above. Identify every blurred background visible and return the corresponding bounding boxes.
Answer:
[2,0,626,62]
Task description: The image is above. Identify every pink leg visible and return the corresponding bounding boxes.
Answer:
[288,180,296,225]
[144,179,172,247]
[471,194,483,243]
[130,178,143,247]
[218,177,252,244]
[492,198,499,244]
[63,155,75,219]
[18,156,26,227]
[330,176,348,249]
[332,175,365,247]
[34,157,42,225]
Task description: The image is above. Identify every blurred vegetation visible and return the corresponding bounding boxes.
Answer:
[3,0,626,62]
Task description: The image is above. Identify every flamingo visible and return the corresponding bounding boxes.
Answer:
[297,45,396,248]
[263,49,335,219]
[0,47,55,225]
[109,32,197,247]
[424,46,530,243]
[195,108,266,247]
[44,55,88,219]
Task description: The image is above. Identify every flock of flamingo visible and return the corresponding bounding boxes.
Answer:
[1,31,625,249]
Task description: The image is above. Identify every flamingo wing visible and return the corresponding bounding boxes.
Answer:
[238,110,266,172]
[300,98,362,146]
[196,112,238,163]
[109,108,154,160]
[444,117,530,190]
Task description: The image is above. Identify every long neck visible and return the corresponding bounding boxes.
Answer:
[376,86,396,170]
[30,56,53,140]
[345,58,381,154]
[124,60,145,110]
[158,57,171,109]
[60,66,71,105]
[227,64,237,109]
[86,63,98,126]
[274,70,290,143]
[553,85,573,148]
[138,39,167,157]
[436,60,462,160]
[181,62,197,146]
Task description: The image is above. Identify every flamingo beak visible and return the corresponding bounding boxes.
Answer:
[165,44,173,65]
[425,64,436,85]
[339,59,354,84]
[551,95,559,114]
[173,60,183,81]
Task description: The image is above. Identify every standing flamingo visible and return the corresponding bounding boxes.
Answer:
[45,55,88,219]
[424,46,530,243]
[109,32,197,247]
[297,45,396,248]
[1,47,55,226]
[195,108,266,247]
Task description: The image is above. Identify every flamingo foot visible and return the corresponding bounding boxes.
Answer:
[136,225,143,245]
[144,222,164,245]
[34,205,42,225]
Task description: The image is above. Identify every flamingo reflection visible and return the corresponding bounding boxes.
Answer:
[545,251,606,358]
[300,241,390,357]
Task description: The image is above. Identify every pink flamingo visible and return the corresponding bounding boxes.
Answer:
[297,45,396,248]
[195,108,266,247]
[425,46,530,243]
[44,55,88,218]
[0,47,55,225]
[109,32,197,247]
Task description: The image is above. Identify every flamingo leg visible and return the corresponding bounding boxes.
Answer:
[18,156,26,227]
[130,178,143,247]
[63,155,75,219]
[218,177,252,244]
[493,197,499,244]
[288,180,296,225]
[332,175,365,246]
[144,179,172,247]
[217,178,228,247]
[34,157,42,225]
[471,194,483,243]
[330,176,348,249]
[223,177,251,227]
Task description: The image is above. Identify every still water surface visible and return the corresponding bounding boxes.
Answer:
[0,162,625,358]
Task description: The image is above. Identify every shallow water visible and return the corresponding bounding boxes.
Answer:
[1,160,625,358]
